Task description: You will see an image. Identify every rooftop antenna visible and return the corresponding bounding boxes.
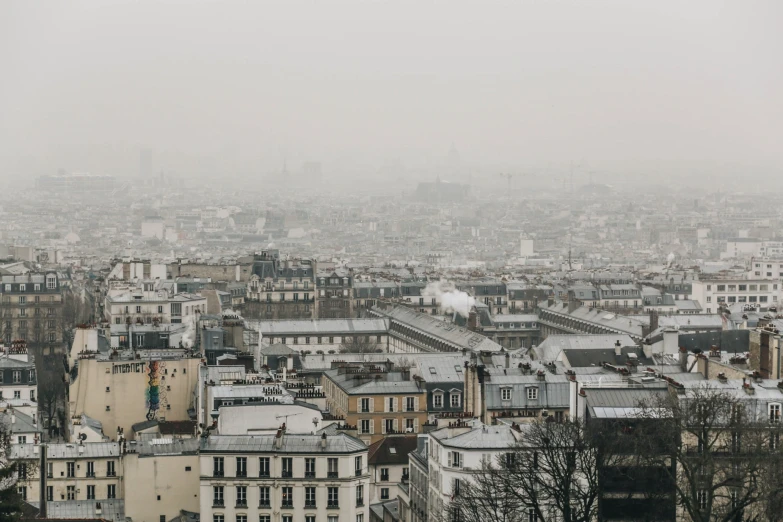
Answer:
[276,412,302,426]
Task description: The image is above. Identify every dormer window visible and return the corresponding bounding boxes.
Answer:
[527,387,539,400]
[501,388,512,401]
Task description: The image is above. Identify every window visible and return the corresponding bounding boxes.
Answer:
[697,489,708,510]
[281,486,293,508]
[213,516,224,522]
[236,457,247,477]
[771,431,780,451]
[258,486,270,507]
[380,487,389,500]
[213,486,225,507]
[304,457,316,478]
[305,486,316,507]
[717,285,725,292]
[67,462,75,478]
[450,393,461,408]
[306,517,315,522]
[66,485,76,500]
[47,486,53,502]
[453,478,461,497]
[13,391,20,399]
[770,403,781,423]
[449,451,463,468]
[360,419,371,434]
[47,462,53,478]
[381,467,389,481]
[434,393,444,408]
[356,484,364,506]
[214,457,224,477]
[527,387,539,400]
[281,457,292,478]
[87,461,95,477]
[361,397,371,413]
[161,517,166,522]
[107,484,116,499]
[236,486,247,507]
[283,517,293,522]
[328,486,339,507]
[46,276,56,290]
[501,388,511,401]
[328,457,338,478]
[12,371,21,383]
[385,419,395,433]
[87,485,95,500]
[731,431,741,453]
[388,397,396,412]
[406,396,416,412]
[355,456,363,476]
[258,457,270,477]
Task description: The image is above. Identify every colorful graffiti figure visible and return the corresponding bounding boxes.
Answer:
[145,361,162,420]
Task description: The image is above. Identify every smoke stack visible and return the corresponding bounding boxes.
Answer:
[505,352,510,369]
[614,340,621,356]
[468,309,478,331]
[679,346,688,372]
[320,432,327,449]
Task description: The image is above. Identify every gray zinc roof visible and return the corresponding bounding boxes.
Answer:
[200,433,367,454]
[252,318,389,336]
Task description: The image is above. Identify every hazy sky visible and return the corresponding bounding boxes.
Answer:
[1,0,781,182]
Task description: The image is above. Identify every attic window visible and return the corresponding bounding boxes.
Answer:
[455,366,462,373]
[389,448,397,454]
[429,368,436,375]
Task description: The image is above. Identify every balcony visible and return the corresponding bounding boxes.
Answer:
[281,471,292,478]
[281,502,293,509]
[305,471,315,478]
[356,500,365,507]
[212,501,224,508]
[212,472,224,478]
[235,502,248,508]
[327,471,338,478]
[305,502,317,508]
[258,502,270,509]
[355,469,362,477]
[327,501,340,509]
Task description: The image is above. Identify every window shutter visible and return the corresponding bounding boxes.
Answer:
[414,397,419,411]
[385,398,389,413]
[370,420,375,434]
[369,398,374,413]
[414,418,419,433]
[394,419,399,432]
[381,421,386,434]
[393,398,398,412]
[448,452,453,467]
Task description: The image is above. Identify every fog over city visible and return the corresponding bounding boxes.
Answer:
[4,3,783,522]
[2,0,782,189]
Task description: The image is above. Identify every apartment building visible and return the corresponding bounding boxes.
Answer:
[0,341,37,409]
[426,420,522,522]
[456,279,507,315]
[245,250,317,320]
[123,438,201,522]
[323,364,427,445]
[353,281,399,316]
[199,432,370,522]
[318,269,354,319]
[10,442,122,505]
[749,259,783,280]
[368,435,416,504]
[254,318,390,354]
[69,350,201,439]
[692,278,780,314]
[0,272,63,353]
[104,289,207,325]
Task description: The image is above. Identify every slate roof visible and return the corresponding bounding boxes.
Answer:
[133,437,200,456]
[11,442,121,460]
[200,433,367,454]
[252,318,389,336]
[533,334,637,362]
[484,373,570,410]
[431,422,519,449]
[372,305,503,352]
[368,435,418,465]
[324,369,422,395]
[562,346,654,368]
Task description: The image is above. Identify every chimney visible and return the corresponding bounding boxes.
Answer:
[320,432,327,449]
[10,410,15,425]
[679,346,688,372]
[468,309,479,331]
[274,428,284,449]
[536,370,546,381]
[504,352,510,369]
[643,342,652,359]
[615,340,622,356]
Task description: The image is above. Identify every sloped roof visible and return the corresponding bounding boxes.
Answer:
[200,433,367,454]
[368,435,418,465]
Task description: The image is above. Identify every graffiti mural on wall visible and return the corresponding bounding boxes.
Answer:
[145,361,167,420]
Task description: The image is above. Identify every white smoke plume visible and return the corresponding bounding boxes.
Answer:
[423,280,476,318]
[181,315,197,349]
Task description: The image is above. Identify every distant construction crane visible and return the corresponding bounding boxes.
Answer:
[499,171,536,193]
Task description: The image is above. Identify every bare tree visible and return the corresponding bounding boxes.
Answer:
[635,386,783,522]
[37,363,66,440]
[445,417,611,522]
[339,335,383,354]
